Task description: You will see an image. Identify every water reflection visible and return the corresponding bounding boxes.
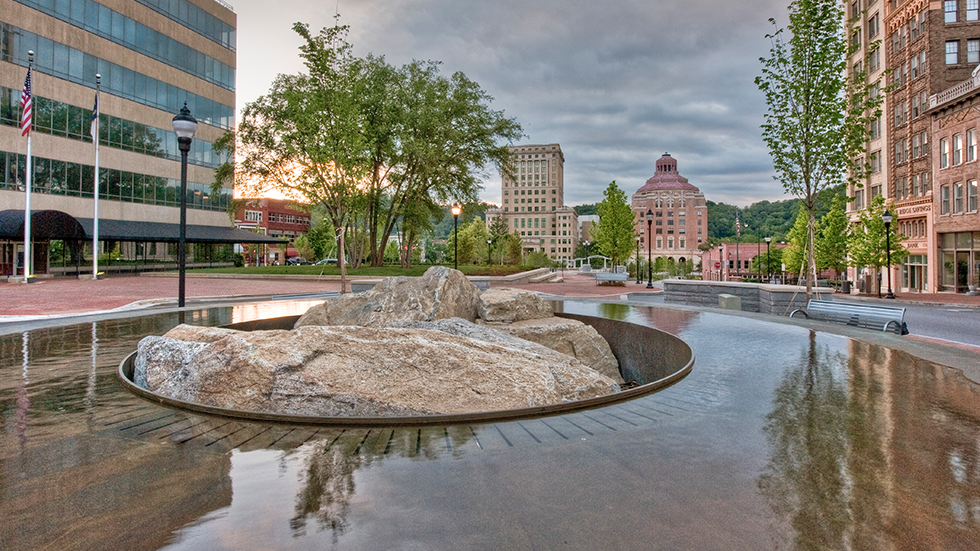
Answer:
[3,300,980,550]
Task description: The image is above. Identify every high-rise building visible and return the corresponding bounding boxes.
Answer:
[847,0,980,294]
[0,0,258,277]
[631,153,706,267]
[485,143,578,262]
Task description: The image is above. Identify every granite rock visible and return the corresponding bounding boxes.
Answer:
[478,287,554,322]
[135,323,618,416]
[294,266,481,328]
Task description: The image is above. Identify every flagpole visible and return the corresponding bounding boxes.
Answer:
[92,74,101,279]
[22,50,34,282]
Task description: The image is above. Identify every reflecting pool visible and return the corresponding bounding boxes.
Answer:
[1,301,979,550]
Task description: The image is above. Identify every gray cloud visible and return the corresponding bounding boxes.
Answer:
[234,0,793,207]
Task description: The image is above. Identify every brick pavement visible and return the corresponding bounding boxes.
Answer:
[1,271,976,319]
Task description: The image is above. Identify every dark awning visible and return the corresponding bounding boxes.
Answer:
[0,210,287,244]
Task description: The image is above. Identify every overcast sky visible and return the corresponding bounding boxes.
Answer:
[232,0,793,208]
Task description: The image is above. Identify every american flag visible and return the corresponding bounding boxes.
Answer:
[90,92,99,139]
[735,213,741,237]
[20,65,32,137]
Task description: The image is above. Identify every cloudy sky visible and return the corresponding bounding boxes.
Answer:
[232,0,793,207]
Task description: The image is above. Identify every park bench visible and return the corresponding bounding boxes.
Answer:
[789,299,908,334]
[595,272,628,286]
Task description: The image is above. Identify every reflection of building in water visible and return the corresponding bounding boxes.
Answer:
[760,335,980,549]
[633,305,698,336]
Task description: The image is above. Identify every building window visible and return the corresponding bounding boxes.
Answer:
[954,182,965,212]
[245,210,262,223]
[870,115,881,139]
[946,0,959,23]
[947,41,960,64]
[868,12,880,38]
[942,184,951,214]
[954,134,963,165]
[941,137,949,168]
[969,179,979,211]
[894,140,907,164]
[969,129,977,162]
[970,0,980,20]
[869,47,881,72]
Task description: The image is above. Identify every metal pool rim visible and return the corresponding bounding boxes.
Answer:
[117,313,694,427]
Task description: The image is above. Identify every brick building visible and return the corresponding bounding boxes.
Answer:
[847,0,980,293]
[233,198,311,265]
[485,143,578,262]
[631,153,707,266]
[928,70,980,291]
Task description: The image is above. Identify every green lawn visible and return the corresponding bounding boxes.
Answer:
[187,264,526,277]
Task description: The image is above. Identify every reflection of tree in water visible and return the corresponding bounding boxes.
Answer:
[599,303,630,321]
[758,332,891,551]
[290,426,474,540]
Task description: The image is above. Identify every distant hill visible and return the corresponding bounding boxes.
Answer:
[573,204,597,216]
[707,185,845,242]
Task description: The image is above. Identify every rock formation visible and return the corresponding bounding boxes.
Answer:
[294,266,481,328]
[136,324,617,416]
[133,267,625,417]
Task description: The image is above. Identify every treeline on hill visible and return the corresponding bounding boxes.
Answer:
[574,184,845,244]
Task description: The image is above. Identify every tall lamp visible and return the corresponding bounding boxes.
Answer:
[646,209,654,288]
[172,103,197,308]
[883,210,895,299]
[487,238,492,265]
[451,205,461,270]
[765,236,771,283]
[635,236,642,284]
[718,244,724,282]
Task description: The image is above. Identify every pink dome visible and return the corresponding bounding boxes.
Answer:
[636,153,699,193]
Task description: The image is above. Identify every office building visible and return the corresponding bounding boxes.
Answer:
[631,153,707,266]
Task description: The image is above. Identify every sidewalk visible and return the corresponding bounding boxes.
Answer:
[1,271,976,321]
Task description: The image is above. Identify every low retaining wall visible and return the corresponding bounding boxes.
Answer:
[663,280,834,315]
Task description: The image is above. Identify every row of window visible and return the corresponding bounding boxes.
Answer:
[133,0,236,50]
[891,8,926,53]
[895,172,931,201]
[0,150,228,210]
[505,189,557,195]
[939,130,979,168]
[504,206,557,212]
[0,87,224,168]
[267,212,311,225]
[945,0,980,23]
[16,0,235,91]
[901,219,927,239]
[940,180,979,214]
[945,38,980,65]
[0,23,235,129]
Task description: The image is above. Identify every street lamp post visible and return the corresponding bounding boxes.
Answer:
[451,205,461,270]
[635,237,642,284]
[718,245,724,281]
[487,238,492,265]
[765,236,771,283]
[171,102,197,308]
[883,210,895,299]
[646,209,654,288]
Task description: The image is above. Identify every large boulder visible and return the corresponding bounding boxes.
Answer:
[487,317,624,383]
[294,266,482,328]
[478,288,553,322]
[135,323,618,417]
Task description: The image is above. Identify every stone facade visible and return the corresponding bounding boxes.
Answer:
[631,153,707,266]
[485,143,578,262]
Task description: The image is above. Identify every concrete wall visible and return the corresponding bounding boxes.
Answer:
[663,280,834,315]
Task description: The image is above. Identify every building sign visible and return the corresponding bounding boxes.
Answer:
[896,204,931,216]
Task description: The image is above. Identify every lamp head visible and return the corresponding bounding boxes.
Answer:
[882,210,892,225]
[764,236,771,243]
[451,205,461,217]
[646,208,654,217]
[171,102,198,140]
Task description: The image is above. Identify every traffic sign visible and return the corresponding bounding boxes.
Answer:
[714,262,721,269]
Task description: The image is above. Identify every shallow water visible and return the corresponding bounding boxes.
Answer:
[1,301,979,550]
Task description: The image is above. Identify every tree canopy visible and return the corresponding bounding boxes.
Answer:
[222,19,522,278]
[756,0,882,297]
[590,181,637,268]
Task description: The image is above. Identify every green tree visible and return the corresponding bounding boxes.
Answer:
[506,231,524,264]
[782,205,810,280]
[489,215,510,264]
[815,195,849,282]
[848,194,908,295]
[756,0,882,298]
[752,247,784,278]
[590,181,637,268]
[446,216,489,266]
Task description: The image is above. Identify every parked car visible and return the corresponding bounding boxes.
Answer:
[286,257,311,265]
[313,258,337,266]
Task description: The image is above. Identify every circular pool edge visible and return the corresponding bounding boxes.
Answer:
[117,313,695,427]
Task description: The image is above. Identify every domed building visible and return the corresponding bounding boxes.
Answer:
[631,153,707,267]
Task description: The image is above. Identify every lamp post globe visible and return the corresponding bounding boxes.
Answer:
[451,205,461,271]
[646,209,654,288]
[882,210,895,299]
[171,102,197,308]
